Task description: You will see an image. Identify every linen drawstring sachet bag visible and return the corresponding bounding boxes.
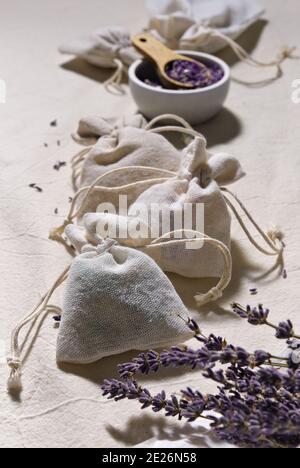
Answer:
[80,136,238,283]
[65,114,202,220]
[8,117,203,391]
[7,232,194,390]
[145,0,297,86]
[57,233,193,364]
[146,0,265,51]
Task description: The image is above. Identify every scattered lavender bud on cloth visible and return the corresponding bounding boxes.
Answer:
[50,119,57,127]
[53,161,67,171]
[283,269,288,279]
[102,304,300,448]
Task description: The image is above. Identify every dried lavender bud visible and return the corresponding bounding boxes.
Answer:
[44,143,48,148]
[205,334,224,351]
[138,388,152,409]
[29,183,43,193]
[165,395,181,418]
[53,161,67,171]
[54,208,58,215]
[187,318,203,339]
[282,269,288,279]
[50,119,57,127]
[232,304,269,325]
[276,320,294,339]
[254,350,271,366]
[283,370,300,393]
[152,391,166,412]
[250,288,258,296]
[57,140,61,146]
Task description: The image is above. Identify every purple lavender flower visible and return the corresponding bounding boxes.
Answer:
[276,320,294,339]
[152,391,166,412]
[102,306,300,449]
[232,304,269,325]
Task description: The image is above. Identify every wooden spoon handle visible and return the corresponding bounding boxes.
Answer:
[132,33,175,72]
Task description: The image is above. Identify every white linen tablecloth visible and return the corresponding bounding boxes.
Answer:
[0,0,299,448]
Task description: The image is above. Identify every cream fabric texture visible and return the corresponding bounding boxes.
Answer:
[59,26,141,68]
[0,0,299,449]
[57,234,192,364]
[146,0,264,53]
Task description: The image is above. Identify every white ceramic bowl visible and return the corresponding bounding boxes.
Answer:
[129,51,230,125]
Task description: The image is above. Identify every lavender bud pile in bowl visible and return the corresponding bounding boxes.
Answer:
[129,51,230,125]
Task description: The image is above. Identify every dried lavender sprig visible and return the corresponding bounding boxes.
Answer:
[101,378,211,422]
[103,308,300,448]
[232,304,300,340]
[101,377,300,448]
[117,344,273,380]
[117,337,290,380]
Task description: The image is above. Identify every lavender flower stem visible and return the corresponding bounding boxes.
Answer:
[270,355,289,361]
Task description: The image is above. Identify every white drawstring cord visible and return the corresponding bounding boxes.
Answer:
[148,229,232,306]
[104,58,126,95]
[212,31,298,86]
[7,266,70,392]
[222,187,284,257]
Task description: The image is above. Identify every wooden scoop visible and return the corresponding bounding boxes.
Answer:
[132,33,211,89]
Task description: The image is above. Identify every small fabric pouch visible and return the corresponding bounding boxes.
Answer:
[57,234,193,364]
[146,0,264,53]
[7,230,193,390]
[82,136,243,279]
[70,115,203,216]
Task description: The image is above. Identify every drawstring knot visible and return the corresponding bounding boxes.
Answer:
[49,218,72,242]
[7,357,22,392]
[7,357,21,369]
[278,46,298,61]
